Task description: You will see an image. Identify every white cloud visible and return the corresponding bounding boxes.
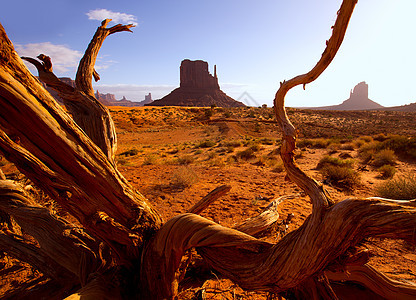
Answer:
[86,9,138,26]
[15,42,82,74]
[93,84,176,102]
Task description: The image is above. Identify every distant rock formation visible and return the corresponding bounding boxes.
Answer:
[306,82,384,111]
[95,90,116,105]
[148,59,245,107]
[40,77,142,107]
[136,93,153,106]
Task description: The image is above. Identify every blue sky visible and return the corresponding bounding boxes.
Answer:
[1,0,415,107]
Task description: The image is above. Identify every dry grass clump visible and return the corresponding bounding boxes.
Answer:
[377,165,396,179]
[176,155,195,165]
[321,165,361,190]
[316,155,354,170]
[235,144,261,161]
[119,148,139,157]
[378,135,416,160]
[142,153,159,165]
[196,140,216,148]
[297,138,332,149]
[171,166,199,188]
[376,174,416,199]
[339,143,355,151]
[371,149,397,168]
[219,140,242,152]
[317,155,359,190]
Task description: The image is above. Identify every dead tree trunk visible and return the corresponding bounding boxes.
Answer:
[0,1,415,299]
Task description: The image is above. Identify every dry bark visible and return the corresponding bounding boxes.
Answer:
[0,21,162,263]
[0,180,104,282]
[0,1,415,299]
[20,19,133,164]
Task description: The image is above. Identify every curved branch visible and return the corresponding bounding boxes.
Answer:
[19,20,135,163]
[233,194,295,236]
[0,180,103,283]
[326,264,416,300]
[141,197,416,299]
[273,0,358,214]
[75,19,134,97]
[21,54,117,163]
[0,23,162,262]
[0,231,76,283]
[187,185,231,214]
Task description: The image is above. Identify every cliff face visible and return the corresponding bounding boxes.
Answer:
[180,59,219,90]
[149,59,245,107]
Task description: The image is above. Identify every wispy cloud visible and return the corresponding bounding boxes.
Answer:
[15,42,82,74]
[93,84,176,102]
[86,9,138,26]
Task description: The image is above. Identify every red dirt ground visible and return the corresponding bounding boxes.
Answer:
[1,106,415,299]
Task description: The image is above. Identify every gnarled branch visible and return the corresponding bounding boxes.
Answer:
[273,0,358,215]
[20,19,134,163]
[0,180,103,283]
[0,22,162,263]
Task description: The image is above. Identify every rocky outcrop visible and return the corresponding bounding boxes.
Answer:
[137,93,153,106]
[40,77,142,107]
[148,59,245,107]
[307,81,384,111]
[95,90,116,104]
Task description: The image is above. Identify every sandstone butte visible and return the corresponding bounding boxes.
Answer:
[148,59,246,108]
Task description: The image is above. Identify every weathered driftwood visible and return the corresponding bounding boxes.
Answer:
[233,194,295,236]
[20,19,132,163]
[0,180,103,283]
[0,1,415,299]
[187,185,231,214]
[0,21,162,263]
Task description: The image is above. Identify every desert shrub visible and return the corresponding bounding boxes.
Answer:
[376,174,416,199]
[358,141,380,164]
[119,148,139,157]
[207,152,217,160]
[177,155,195,165]
[379,135,416,159]
[266,156,284,172]
[248,143,261,152]
[340,143,355,151]
[168,148,179,154]
[359,136,373,143]
[316,155,354,170]
[220,140,242,151]
[312,138,332,149]
[320,165,360,190]
[196,140,216,148]
[142,154,158,165]
[223,111,232,118]
[296,139,314,149]
[377,165,396,179]
[373,133,388,142]
[236,148,256,160]
[209,157,225,167]
[258,137,274,145]
[272,163,285,173]
[297,138,331,149]
[236,145,260,161]
[204,109,213,118]
[372,149,397,167]
[171,167,198,188]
